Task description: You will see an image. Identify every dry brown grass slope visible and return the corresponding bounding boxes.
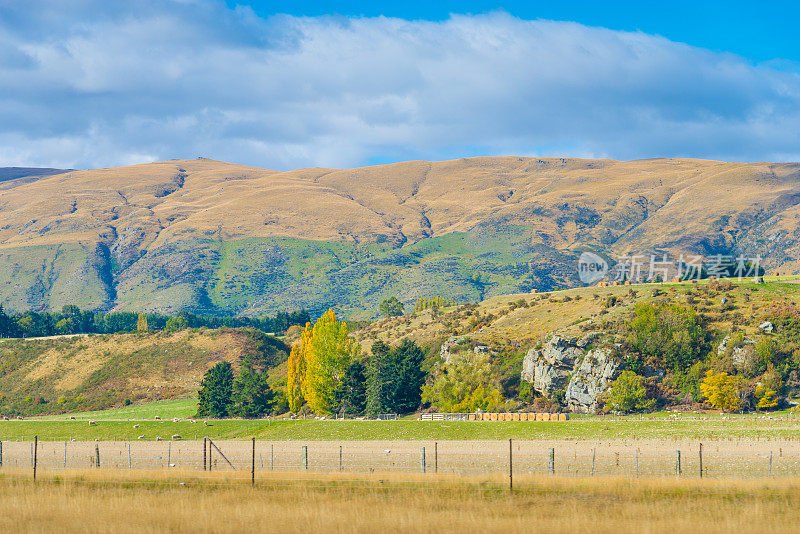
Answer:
[1,155,799,314]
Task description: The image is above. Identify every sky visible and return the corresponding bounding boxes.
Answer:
[1,0,799,170]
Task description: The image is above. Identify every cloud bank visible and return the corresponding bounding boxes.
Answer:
[1,0,799,169]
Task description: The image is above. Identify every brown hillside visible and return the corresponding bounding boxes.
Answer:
[0,156,799,315]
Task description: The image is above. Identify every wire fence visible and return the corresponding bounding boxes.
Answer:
[1,438,798,480]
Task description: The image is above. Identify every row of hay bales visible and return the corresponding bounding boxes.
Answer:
[469,413,569,421]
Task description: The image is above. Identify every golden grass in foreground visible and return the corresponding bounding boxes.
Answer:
[1,471,799,533]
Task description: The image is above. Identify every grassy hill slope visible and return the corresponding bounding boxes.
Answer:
[0,156,799,317]
[0,328,287,417]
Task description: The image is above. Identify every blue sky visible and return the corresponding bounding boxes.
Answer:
[1,1,799,170]
[237,0,800,64]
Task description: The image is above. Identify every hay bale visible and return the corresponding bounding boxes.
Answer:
[468,413,476,421]
[558,413,569,421]
[490,413,499,421]
[513,413,521,421]
[535,413,544,421]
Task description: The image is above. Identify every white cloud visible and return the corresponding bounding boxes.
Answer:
[0,1,799,169]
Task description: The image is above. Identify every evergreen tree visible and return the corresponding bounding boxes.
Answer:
[333,360,367,415]
[379,296,404,317]
[366,340,395,415]
[196,361,234,417]
[230,357,274,417]
[391,339,426,413]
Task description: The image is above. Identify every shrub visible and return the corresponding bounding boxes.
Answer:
[604,371,654,413]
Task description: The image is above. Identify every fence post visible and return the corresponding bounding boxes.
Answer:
[339,445,343,472]
[509,439,513,491]
[675,450,681,476]
[271,444,274,471]
[635,448,639,477]
[128,443,132,469]
[699,443,703,478]
[770,451,773,477]
[208,439,212,472]
[549,447,555,475]
[167,441,172,467]
[203,437,207,471]
[95,443,100,469]
[591,447,595,476]
[0,440,3,467]
[33,436,38,481]
[251,437,255,487]
[421,447,426,473]
[302,445,308,470]
[64,441,68,468]
[434,441,438,474]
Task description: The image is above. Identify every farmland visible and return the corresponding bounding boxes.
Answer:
[1,472,800,533]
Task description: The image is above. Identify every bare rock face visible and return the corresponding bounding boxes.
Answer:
[522,336,583,393]
[521,335,624,413]
[565,348,623,413]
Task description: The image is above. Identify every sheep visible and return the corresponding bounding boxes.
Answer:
[137,435,145,440]
[171,434,181,440]
[88,420,96,426]
[154,416,161,420]
[133,424,140,428]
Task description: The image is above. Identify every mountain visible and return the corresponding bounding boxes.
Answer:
[0,156,799,318]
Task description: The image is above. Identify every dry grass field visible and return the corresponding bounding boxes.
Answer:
[1,471,800,533]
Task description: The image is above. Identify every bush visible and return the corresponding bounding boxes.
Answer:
[604,371,654,413]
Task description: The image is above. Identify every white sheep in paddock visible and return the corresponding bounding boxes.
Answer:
[137,435,145,440]
[88,420,96,426]
[133,424,140,428]
[154,416,161,420]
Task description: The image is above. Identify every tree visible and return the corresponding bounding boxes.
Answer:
[165,316,189,332]
[302,309,358,415]
[366,341,394,415]
[422,357,507,413]
[627,303,705,373]
[136,313,149,332]
[379,297,404,318]
[334,360,367,415]
[700,370,743,412]
[230,357,274,418]
[196,361,234,417]
[604,371,654,413]
[286,323,312,412]
[391,339,425,413]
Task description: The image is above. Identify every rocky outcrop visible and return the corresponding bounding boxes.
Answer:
[565,347,622,413]
[717,334,757,369]
[521,336,583,393]
[521,335,624,413]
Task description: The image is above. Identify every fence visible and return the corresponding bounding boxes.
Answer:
[418,413,570,421]
[0,438,797,482]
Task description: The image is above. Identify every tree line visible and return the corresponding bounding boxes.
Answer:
[286,309,426,416]
[0,305,310,338]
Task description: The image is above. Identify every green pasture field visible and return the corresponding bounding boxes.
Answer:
[4,408,800,441]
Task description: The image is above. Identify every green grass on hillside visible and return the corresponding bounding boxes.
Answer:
[39,398,198,421]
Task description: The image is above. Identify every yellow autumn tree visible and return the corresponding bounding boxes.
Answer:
[136,313,148,332]
[301,309,358,415]
[286,322,312,412]
[700,371,742,412]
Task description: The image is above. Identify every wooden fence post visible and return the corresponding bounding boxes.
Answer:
[508,439,513,491]
[699,443,703,478]
[549,447,555,475]
[203,437,207,471]
[434,442,438,474]
[675,450,681,476]
[339,445,343,472]
[302,445,308,470]
[591,447,595,476]
[421,447,426,473]
[95,442,100,469]
[33,436,38,481]
[251,437,255,486]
